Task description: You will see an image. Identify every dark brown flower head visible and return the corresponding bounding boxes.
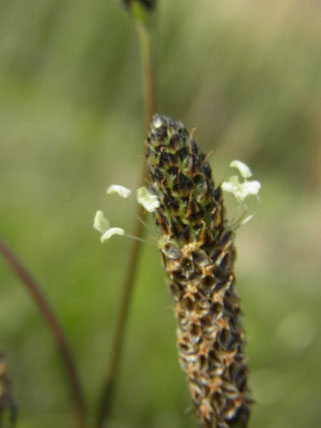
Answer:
[146,115,252,427]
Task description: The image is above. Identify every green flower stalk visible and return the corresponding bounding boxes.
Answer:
[0,353,17,427]
[146,115,253,428]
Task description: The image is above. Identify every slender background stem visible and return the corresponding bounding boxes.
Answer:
[96,21,156,428]
[0,238,86,428]
[137,22,157,133]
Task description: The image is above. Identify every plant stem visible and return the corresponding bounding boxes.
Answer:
[0,238,86,428]
[137,21,157,133]
[96,22,156,428]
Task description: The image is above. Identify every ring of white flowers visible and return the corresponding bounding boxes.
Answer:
[95,160,260,242]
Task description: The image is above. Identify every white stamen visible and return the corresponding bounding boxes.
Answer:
[222,160,261,229]
[230,160,253,178]
[93,210,110,234]
[222,176,261,203]
[137,186,160,212]
[242,180,261,197]
[101,227,125,242]
[221,179,239,195]
[106,184,132,198]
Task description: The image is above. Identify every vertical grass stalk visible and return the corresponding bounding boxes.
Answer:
[96,12,156,428]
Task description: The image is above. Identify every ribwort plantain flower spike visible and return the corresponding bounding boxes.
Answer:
[146,114,253,428]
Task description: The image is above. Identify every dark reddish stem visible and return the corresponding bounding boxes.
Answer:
[0,238,86,428]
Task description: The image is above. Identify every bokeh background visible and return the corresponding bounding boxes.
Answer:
[1,0,321,427]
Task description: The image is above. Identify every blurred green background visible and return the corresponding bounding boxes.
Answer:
[1,0,321,427]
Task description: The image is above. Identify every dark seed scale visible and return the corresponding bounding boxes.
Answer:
[146,115,252,428]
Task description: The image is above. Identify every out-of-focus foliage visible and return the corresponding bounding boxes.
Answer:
[0,0,320,427]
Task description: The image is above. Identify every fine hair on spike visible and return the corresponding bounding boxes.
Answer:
[146,114,252,428]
